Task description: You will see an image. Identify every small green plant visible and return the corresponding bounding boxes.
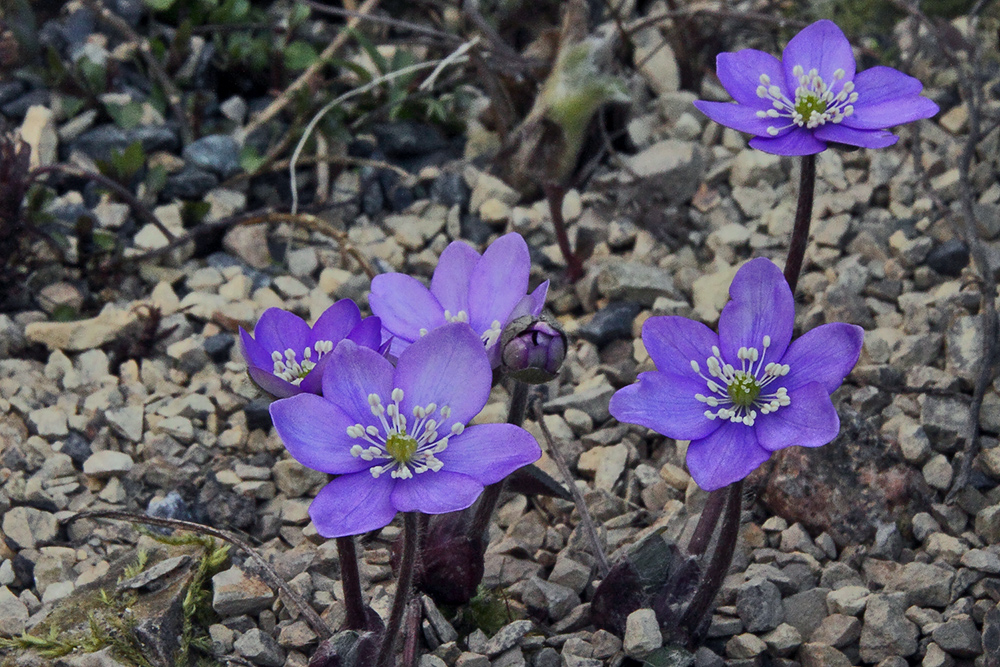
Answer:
[119,548,149,582]
[96,141,146,186]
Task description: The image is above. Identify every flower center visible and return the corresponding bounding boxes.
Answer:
[727,372,761,407]
[385,432,418,464]
[754,66,859,136]
[689,335,791,427]
[271,340,334,385]
[347,387,466,479]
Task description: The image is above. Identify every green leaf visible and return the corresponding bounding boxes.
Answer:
[143,0,177,11]
[350,28,387,74]
[290,2,311,26]
[77,57,107,95]
[105,101,144,130]
[284,41,319,71]
[146,164,168,194]
[239,145,266,174]
[110,141,146,181]
[182,200,211,226]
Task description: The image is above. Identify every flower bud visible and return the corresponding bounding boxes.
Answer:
[500,315,567,384]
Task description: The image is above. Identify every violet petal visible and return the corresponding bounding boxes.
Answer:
[270,394,373,474]
[436,424,541,485]
[467,232,530,333]
[239,327,273,369]
[693,100,784,136]
[252,308,311,357]
[389,471,484,514]
[718,258,795,365]
[248,365,299,398]
[394,323,492,428]
[309,299,361,347]
[370,273,447,343]
[716,49,785,107]
[813,124,898,149]
[642,315,721,379]
[842,95,940,131]
[310,473,397,538]
[685,421,771,491]
[781,20,855,95]
[609,372,722,441]
[321,339,395,426]
[779,322,864,393]
[430,241,480,318]
[346,316,383,351]
[754,382,840,452]
[749,128,827,155]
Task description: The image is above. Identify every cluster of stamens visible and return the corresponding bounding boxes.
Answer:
[347,388,465,479]
[419,315,504,352]
[754,66,859,136]
[271,340,334,384]
[690,335,791,427]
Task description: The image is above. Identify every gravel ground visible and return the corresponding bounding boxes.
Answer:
[1,1,999,666]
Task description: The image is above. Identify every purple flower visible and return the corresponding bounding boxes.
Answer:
[369,233,549,367]
[239,299,382,398]
[693,20,939,156]
[269,323,542,538]
[609,258,863,491]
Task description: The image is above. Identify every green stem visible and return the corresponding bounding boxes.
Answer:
[375,513,419,667]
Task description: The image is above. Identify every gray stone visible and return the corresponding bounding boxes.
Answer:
[0,586,28,636]
[421,596,457,644]
[761,623,802,656]
[921,396,969,453]
[2,506,58,549]
[725,633,766,659]
[548,555,591,594]
[542,384,614,423]
[922,642,955,667]
[736,577,784,632]
[810,614,861,648]
[625,140,706,203]
[482,620,532,657]
[521,576,578,621]
[886,562,955,607]
[182,134,240,178]
[976,504,1000,543]
[105,405,144,442]
[923,454,954,490]
[83,450,134,478]
[532,647,559,667]
[931,614,982,657]
[870,522,903,560]
[596,261,678,306]
[234,628,285,667]
[782,588,831,637]
[624,608,662,659]
[730,150,783,188]
[859,593,918,662]
[960,548,1000,573]
[798,643,851,667]
[212,567,275,616]
[946,315,984,382]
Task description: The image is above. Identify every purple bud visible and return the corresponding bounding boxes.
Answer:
[500,315,567,384]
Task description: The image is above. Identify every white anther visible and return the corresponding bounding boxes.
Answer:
[691,360,700,374]
[392,388,404,402]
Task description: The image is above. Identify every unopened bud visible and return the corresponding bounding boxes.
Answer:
[500,315,567,384]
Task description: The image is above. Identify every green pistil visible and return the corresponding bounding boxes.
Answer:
[795,93,827,120]
[727,372,761,407]
[385,432,417,464]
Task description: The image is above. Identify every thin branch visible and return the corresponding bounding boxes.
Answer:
[238,0,382,144]
[532,399,611,577]
[81,0,194,146]
[30,164,176,243]
[66,510,332,640]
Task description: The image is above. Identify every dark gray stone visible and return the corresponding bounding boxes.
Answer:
[736,577,784,632]
[431,171,469,209]
[60,431,92,466]
[925,239,970,277]
[234,628,284,667]
[128,125,179,153]
[483,620,533,657]
[183,134,240,178]
[373,121,449,157]
[782,588,830,637]
[147,491,192,523]
[931,614,982,657]
[870,522,903,560]
[204,333,235,363]
[859,593,918,662]
[1,90,50,118]
[577,302,641,347]
[72,124,130,162]
[163,167,219,200]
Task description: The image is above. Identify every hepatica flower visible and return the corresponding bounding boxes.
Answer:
[370,233,548,367]
[240,299,382,398]
[610,259,863,490]
[270,324,541,537]
[693,20,938,155]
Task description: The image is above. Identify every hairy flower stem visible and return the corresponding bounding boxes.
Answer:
[684,154,815,634]
[376,513,419,667]
[680,481,743,636]
[784,154,816,292]
[469,380,530,538]
[337,536,366,631]
[544,183,584,282]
